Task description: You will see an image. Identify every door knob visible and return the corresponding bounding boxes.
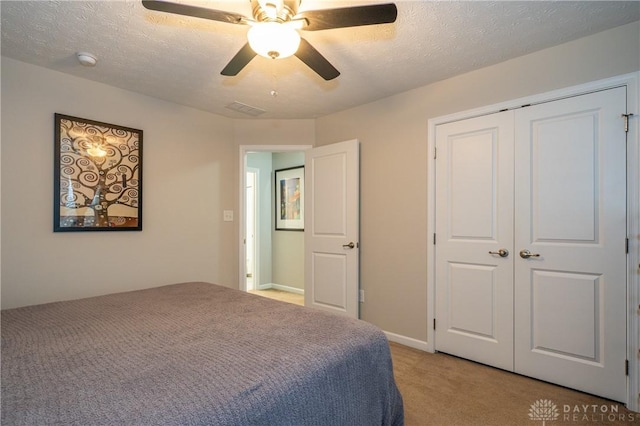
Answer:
[488,249,509,257]
[342,242,356,249]
[519,249,540,259]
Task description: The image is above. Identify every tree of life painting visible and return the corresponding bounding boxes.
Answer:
[54,114,142,231]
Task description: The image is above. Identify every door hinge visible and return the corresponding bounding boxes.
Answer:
[626,359,629,375]
[433,318,436,330]
[433,233,436,245]
[622,113,635,133]
[627,238,630,254]
[434,147,437,160]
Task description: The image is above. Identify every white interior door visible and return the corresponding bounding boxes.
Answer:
[434,111,515,370]
[304,140,359,318]
[434,87,627,402]
[514,87,627,402]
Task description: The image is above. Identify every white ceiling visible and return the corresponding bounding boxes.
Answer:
[2,1,639,119]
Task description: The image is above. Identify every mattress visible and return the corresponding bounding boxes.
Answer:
[1,282,404,425]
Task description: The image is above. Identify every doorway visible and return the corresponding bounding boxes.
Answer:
[239,141,362,317]
[239,145,312,302]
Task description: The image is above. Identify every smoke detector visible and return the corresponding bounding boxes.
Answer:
[76,52,97,67]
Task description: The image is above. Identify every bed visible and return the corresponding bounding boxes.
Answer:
[1,282,404,425]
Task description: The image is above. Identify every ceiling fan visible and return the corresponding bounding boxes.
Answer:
[142,0,397,80]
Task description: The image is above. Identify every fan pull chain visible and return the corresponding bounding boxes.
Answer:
[269,63,279,98]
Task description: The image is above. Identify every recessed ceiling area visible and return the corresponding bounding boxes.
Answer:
[2,1,639,119]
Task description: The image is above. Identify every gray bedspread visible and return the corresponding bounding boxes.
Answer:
[1,282,403,425]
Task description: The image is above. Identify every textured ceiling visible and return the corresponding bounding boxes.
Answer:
[2,1,639,119]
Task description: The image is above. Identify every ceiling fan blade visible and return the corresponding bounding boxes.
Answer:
[296,3,397,31]
[221,43,257,76]
[142,0,249,25]
[295,38,340,81]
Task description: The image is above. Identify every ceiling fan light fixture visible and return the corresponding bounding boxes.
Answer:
[247,22,300,59]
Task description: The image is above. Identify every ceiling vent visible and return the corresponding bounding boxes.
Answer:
[226,101,266,117]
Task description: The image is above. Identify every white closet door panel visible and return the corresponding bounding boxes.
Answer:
[448,262,498,339]
[530,270,600,359]
[435,111,515,371]
[533,114,597,241]
[514,87,627,402]
[449,133,496,239]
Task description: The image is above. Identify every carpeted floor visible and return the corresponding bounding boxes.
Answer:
[250,289,638,424]
[389,342,638,425]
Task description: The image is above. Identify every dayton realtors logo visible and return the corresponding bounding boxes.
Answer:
[529,400,560,425]
[529,399,638,424]
[562,403,637,423]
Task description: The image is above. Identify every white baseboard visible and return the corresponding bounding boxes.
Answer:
[384,331,432,353]
[257,283,304,295]
[271,283,304,295]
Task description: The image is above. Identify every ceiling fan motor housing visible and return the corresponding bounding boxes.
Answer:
[251,0,301,22]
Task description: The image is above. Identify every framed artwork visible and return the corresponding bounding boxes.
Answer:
[54,113,143,232]
[275,166,304,231]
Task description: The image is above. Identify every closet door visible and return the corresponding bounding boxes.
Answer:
[434,111,515,370]
[514,87,627,402]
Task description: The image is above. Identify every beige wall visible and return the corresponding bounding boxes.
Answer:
[0,69,315,309]
[315,21,640,342]
[233,120,315,146]
[1,58,237,308]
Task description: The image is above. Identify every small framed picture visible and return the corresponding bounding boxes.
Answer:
[275,166,304,231]
[54,114,143,232]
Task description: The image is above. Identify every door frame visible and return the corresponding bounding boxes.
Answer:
[426,72,639,410]
[239,145,312,292]
[245,167,259,291]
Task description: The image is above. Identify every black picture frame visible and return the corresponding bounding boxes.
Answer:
[54,113,143,232]
[275,166,304,231]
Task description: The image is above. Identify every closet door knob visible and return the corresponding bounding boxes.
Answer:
[519,249,540,259]
[488,249,509,257]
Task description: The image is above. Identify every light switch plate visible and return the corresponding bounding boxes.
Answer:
[223,210,234,222]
